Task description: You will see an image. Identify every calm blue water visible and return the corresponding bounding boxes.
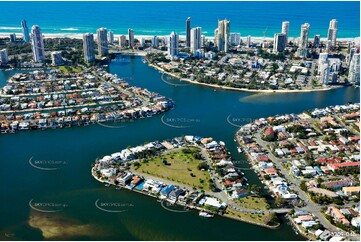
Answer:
[0,1,359,38]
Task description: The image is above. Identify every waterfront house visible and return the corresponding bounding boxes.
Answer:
[160,185,175,198]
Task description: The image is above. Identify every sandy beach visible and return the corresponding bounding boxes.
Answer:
[0,32,359,43]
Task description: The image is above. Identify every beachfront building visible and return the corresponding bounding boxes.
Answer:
[186,17,191,48]
[168,31,179,57]
[128,28,134,48]
[273,33,286,53]
[313,34,320,48]
[246,35,252,47]
[0,49,8,64]
[348,53,360,84]
[97,27,108,56]
[327,19,338,48]
[21,20,30,42]
[214,19,230,52]
[83,33,95,63]
[190,27,202,54]
[107,31,114,44]
[30,25,45,62]
[152,36,159,48]
[10,33,16,43]
[51,51,64,66]
[119,35,126,47]
[230,33,241,46]
[297,23,310,57]
[281,21,290,45]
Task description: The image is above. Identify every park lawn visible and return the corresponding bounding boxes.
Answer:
[224,207,272,226]
[136,148,211,191]
[234,196,270,211]
[57,66,82,74]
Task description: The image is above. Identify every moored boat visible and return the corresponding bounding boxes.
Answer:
[199,211,214,218]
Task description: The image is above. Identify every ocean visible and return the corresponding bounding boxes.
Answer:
[0,1,359,38]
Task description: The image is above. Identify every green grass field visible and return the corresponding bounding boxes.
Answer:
[234,196,270,210]
[135,148,211,191]
[57,66,82,74]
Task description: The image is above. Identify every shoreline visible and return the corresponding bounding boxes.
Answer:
[148,63,344,94]
[0,32,359,42]
[90,168,280,230]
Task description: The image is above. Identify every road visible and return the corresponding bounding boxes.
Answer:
[253,130,356,237]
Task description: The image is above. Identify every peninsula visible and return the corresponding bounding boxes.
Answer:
[92,136,282,228]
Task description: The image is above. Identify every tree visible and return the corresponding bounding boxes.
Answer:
[275,197,287,208]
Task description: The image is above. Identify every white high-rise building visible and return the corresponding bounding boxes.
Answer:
[107,31,114,43]
[297,23,310,57]
[318,53,328,73]
[83,33,95,63]
[348,53,360,84]
[97,28,108,56]
[327,19,338,48]
[168,32,179,57]
[230,33,241,46]
[30,25,45,62]
[319,63,330,84]
[273,33,286,52]
[128,28,134,48]
[214,19,230,52]
[0,49,8,64]
[152,36,159,48]
[190,27,202,53]
[299,23,310,49]
[246,35,252,47]
[281,21,290,45]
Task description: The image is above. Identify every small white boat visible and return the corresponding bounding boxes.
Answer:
[199,211,214,218]
[237,147,243,153]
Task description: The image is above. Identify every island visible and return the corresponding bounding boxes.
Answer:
[91,135,281,228]
[235,103,360,240]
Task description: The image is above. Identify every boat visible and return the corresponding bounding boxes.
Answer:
[237,147,243,153]
[104,183,111,187]
[199,211,214,218]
